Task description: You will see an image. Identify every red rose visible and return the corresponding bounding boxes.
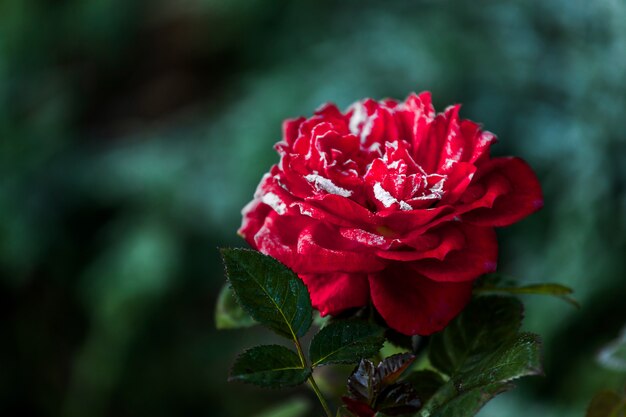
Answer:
[239,92,542,335]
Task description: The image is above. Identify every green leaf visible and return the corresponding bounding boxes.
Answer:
[309,320,384,367]
[429,383,512,417]
[586,390,626,417]
[419,297,543,417]
[229,345,310,388]
[475,274,579,308]
[220,248,312,339]
[403,370,445,403]
[215,284,256,329]
[429,296,523,376]
[456,332,543,390]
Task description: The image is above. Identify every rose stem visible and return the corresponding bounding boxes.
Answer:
[293,338,333,417]
[308,375,333,417]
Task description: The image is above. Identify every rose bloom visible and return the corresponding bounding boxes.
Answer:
[239,92,542,335]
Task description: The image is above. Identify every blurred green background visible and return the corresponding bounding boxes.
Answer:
[1,0,625,416]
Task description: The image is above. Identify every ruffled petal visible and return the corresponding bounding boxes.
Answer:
[295,222,386,273]
[238,199,272,248]
[409,223,498,282]
[369,265,473,335]
[461,157,543,227]
[253,214,386,274]
[376,222,466,261]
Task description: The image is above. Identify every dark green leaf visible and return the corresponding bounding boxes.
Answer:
[585,390,626,417]
[455,332,543,390]
[215,284,257,329]
[474,274,578,308]
[403,370,445,403]
[429,296,523,376]
[229,345,310,388]
[428,383,512,417]
[419,297,543,417]
[384,328,414,351]
[220,248,312,339]
[310,320,384,367]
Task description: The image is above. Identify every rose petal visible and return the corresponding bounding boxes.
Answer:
[369,265,473,335]
[238,199,272,248]
[376,222,466,261]
[252,212,308,267]
[461,157,543,227]
[300,272,370,316]
[254,214,386,274]
[438,162,477,205]
[281,117,305,146]
[459,120,497,164]
[306,193,377,227]
[296,222,386,273]
[409,223,498,282]
[375,205,453,235]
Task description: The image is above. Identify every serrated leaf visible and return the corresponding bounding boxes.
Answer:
[428,383,512,417]
[455,332,543,390]
[429,296,523,376]
[215,284,257,329]
[310,321,384,367]
[419,296,543,417]
[586,390,626,417]
[403,370,445,403]
[384,328,414,351]
[220,248,312,339]
[229,345,310,388]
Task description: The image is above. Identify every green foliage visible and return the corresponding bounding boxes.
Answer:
[219,255,545,416]
[215,284,256,329]
[309,321,384,367]
[229,345,310,388]
[220,248,312,339]
[429,296,524,376]
[416,296,543,417]
[403,370,445,403]
[428,383,511,417]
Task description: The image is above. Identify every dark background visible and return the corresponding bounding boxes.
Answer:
[1,1,625,416]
